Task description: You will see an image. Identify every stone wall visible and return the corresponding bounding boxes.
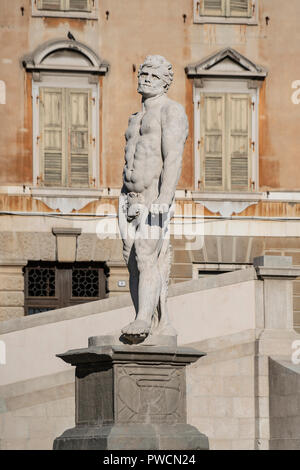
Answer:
[0,370,74,450]
[1,258,300,449]
[0,262,25,322]
[269,358,300,450]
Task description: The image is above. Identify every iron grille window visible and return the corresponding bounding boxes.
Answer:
[27,266,56,297]
[24,262,108,315]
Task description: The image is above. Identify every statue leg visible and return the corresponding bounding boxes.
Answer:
[155,238,176,335]
[121,236,162,336]
[119,193,139,315]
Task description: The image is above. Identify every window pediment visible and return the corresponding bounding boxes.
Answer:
[185,48,267,80]
[23,39,109,75]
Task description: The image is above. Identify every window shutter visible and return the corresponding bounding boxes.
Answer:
[202,0,225,16]
[68,90,90,187]
[67,0,91,11]
[228,0,251,17]
[201,94,225,189]
[38,0,62,10]
[40,88,64,186]
[228,94,251,190]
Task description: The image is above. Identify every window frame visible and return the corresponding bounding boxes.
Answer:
[24,261,107,315]
[193,78,259,192]
[32,0,98,19]
[32,73,100,189]
[193,0,258,25]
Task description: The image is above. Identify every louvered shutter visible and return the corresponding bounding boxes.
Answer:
[38,0,62,10]
[228,94,251,190]
[228,0,251,17]
[68,90,90,187]
[202,0,225,16]
[40,88,64,186]
[67,0,91,11]
[201,94,225,189]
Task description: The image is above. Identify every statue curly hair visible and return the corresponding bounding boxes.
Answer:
[138,55,174,92]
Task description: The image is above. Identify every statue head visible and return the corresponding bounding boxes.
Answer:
[137,55,173,98]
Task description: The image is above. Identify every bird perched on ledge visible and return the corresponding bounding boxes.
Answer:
[67,31,76,41]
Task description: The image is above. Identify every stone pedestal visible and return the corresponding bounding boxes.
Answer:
[53,339,209,450]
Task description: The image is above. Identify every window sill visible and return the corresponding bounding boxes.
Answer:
[191,191,263,202]
[193,16,257,25]
[31,187,104,198]
[32,11,98,20]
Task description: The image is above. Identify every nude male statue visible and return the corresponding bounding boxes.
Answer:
[118,55,188,340]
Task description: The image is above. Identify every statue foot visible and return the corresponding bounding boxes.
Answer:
[121,319,151,337]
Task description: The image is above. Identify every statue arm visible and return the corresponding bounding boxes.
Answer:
[157,103,188,207]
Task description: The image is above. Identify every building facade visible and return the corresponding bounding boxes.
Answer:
[0,0,300,331]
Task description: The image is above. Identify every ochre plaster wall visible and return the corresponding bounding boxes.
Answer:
[1,0,300,190]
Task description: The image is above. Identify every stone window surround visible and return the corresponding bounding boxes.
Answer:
[31,0,98,20]
[23,39,109,190]
[193,0,258,25]
[186,48,268,193]
[32,73,100,188]
[192,78,260,192]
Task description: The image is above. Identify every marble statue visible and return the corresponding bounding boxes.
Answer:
[118,55,188,341]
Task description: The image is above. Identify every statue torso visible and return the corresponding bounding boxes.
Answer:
[123,95,168,195]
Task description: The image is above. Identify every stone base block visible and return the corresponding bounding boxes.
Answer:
[54,423,208,450]
[53,339,209,450]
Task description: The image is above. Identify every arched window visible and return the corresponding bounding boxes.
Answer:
[23,40,109,188]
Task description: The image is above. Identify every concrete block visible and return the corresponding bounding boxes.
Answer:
[0,306,24,321]
[216,359,240,377]
[193,375,224,396]
[256,356,269,376]
[231,439,254,450]
[232,397,255,418]
[258,397,269,418]
[45,397,75,417]
[0,291,24,307]
[238,418,256,439]
[39,233,56,261]
[56,236,77,263]
[208,397,233,418]
[76,234,97,261]
[253,256,292,267]
[27,438,53,450]
[1,415,29,439]
[0,439,28,450]
[188,417,214,437]
[238,355,255,376]
[213,418,239,440]
[259,418,270,439]
[209,439,232,450]
[187,396,210,418]
[223,376,254,397]
[258,376,269,397]
[0,273,24,291]
[10,404,47,417]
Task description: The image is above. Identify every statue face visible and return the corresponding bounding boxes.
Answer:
[137,66,166,98]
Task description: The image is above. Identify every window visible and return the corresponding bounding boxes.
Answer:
[193,263,250,279]
[24,262,108,315]
[200,93,251,191]
[23,39,109,188]
[185,48,267,192]
[37,0,91,11]
[194,0,257,24]
[32,0,97,19]
[39,87,91,187]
